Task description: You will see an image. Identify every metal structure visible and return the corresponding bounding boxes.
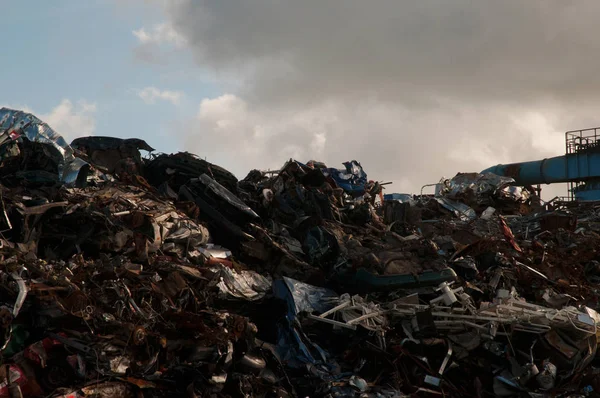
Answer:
[482,127,600,201]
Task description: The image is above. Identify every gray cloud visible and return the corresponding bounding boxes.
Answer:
[154,0,600,199]
[167,0,600,106]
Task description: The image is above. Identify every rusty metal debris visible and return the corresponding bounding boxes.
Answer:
[2,110,600,397]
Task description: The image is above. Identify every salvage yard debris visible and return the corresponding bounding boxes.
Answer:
[2,107,600,397]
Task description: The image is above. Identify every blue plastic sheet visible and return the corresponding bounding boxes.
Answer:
[273,277,341,373]
[325,160,368,196]
[273,277,338,320]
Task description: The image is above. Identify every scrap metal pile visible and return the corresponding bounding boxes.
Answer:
[2,108,600,397]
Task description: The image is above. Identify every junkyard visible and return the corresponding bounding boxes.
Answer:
[2,107,600,397]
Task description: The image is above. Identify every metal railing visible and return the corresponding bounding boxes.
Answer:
[566,127,600,155]
[564,127,600,200]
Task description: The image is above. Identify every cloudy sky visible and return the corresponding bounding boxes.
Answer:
[4,0,597,199]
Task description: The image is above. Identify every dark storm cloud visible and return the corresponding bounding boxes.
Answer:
[166,0,600,106]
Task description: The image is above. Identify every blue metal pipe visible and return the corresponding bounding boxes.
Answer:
[482,152,600,185]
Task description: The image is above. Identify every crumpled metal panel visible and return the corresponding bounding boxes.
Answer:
[198,173,259,219]
[214,263,272,301]
[79,382,134,397]
[500,185,530,202]
[435,197,477,221]
[0,108,90,186]
[62,157,90,186]
[439,172,516,200]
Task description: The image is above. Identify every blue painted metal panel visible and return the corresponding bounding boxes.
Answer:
[574,189,600,201]
[482,152,600,186]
